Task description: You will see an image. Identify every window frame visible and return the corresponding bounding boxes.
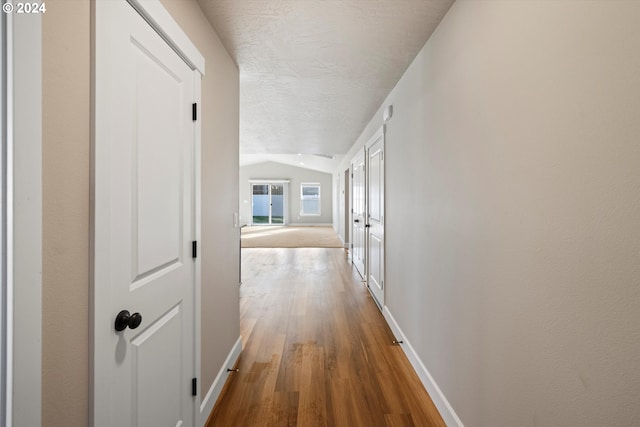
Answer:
[299,182,321,216]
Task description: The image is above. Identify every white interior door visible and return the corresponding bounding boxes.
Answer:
[93,1,197,425]
[367,129,385,309]
[351,149,366,278]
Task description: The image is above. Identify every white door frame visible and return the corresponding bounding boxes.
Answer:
[344,169,350,248]
[2,10,43,427]
[1,13,6,422]
[365,126,385,309]
[249,179,289,226]
[350,149,366,277]
[91,1,205,425]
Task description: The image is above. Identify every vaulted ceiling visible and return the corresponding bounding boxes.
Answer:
[197,0,454,170]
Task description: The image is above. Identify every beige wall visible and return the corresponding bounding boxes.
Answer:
[42,0,239,425]
[42,1,90,425]
[337,0,640,425]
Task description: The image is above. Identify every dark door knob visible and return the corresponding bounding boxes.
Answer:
[115,310,142,332]
[354,219,360,223]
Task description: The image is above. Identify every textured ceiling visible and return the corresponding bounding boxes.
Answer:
[197,0,454,159]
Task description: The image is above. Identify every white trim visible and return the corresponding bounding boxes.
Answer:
[383,307,464,427]
[248,179,290,184]
[9,11,42,427]
[349,148,366,284]
[1,10,8,424]
[126,0,205,75]
[338,218,350,249]
[198,336,242,427]
[192,71,203,425]
[300,182,321,216]
[366,126,384,149]
[287,223,334,227]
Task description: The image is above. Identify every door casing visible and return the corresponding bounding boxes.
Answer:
[2,10,43,427]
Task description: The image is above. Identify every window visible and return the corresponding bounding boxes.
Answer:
[300,183,321,215]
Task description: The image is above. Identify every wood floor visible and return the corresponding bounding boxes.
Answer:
[206,248,445,427]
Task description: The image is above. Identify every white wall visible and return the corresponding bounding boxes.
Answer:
[240,162,333,226]
[336,1,640,425]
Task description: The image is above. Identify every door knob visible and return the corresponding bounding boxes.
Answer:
[354,219,360,223]
[115,310,142,332]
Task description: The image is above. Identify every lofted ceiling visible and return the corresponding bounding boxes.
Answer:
[197,0,454,170]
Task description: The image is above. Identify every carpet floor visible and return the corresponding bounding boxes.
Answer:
[241,225,344,248]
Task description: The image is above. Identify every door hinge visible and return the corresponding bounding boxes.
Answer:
[192,241,197,259]
[192,103,197,121]
[192,378,197,396]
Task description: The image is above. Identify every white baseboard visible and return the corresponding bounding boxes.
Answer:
[383,307,464,427]
[287,222,334,226]
[198,336,242,426]
[338,234,349,249]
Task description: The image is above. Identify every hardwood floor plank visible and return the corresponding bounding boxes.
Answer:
[207,248,445,427]
[384,413,416,427]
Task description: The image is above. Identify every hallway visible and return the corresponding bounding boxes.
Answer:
[207,248,445,427]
